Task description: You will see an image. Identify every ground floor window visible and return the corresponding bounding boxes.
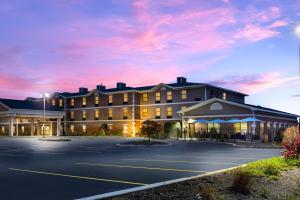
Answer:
[241,123,247,135]
[1,126,4,133]
[260,122,264,134]
[234,123,241,133]
[208,123,220,133]
[122,124,128,134]
[82,124,86,133]
[70,124,74,133]
[21,126,25,133]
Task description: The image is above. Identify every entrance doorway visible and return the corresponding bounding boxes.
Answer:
[40,124,51,136]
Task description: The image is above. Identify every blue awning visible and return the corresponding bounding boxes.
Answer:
[195,119,209,123]
[241,117,262,122]
[226,118,243,123]
[210,119,226,123]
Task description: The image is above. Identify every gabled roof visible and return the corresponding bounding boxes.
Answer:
[0,98,62,111]
[178,98,299,118]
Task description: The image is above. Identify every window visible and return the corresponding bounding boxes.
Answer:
[82,110,86,120]
[82,97,86,106]
[142,108,148,117]
[108,108,113,119]
[222,92,227,100]
[208,123,220,133]
[95,110,99,120]
[181,106,187,111]
[1,126,4,133]
[142,93,148,102]
[82,124,86,133]
[70,111,74,120]
[241,123,247,135]
[167,107,173,118]
[167,91,172,102]
[70,98,74,107]
[59,99,63,107]
[155,92,161,102]
[95,95,99,105]
[155,108,161,118]
[122,124,128,134]
[260,122,264,134]
[70,124,74,133]
[234,123,241,133]
[52,99,56,106]
[108,95,113,105]
[21,126,25,133]
[181,90,187,100]
[123,93,128,103]
[123,107,128,119]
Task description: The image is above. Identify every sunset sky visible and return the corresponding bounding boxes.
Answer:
[0,0,299,114]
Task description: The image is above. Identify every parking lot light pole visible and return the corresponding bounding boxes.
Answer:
[295,24,300,80]
[40,93,49,138]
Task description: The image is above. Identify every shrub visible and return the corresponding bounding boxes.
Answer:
[281,127,300,159]
[230,170,252,194]
[198,184,215,200]
[141,120,163,142]
[263,163,280,176]
[109,126,122,136]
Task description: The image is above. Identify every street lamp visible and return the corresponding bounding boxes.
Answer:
[40,93,50,138]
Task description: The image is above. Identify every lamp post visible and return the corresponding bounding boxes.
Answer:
[295,24,300,79]
[40,93,49,138]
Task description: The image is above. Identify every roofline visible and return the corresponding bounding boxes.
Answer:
[178,98,299,118]
[0,101,11,110]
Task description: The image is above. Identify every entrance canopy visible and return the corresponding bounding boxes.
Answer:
[193,117,262,123]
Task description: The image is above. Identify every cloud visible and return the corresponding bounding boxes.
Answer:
[291,94,300,98]
[234,24,280,42]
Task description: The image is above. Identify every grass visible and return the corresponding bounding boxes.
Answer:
[237,157,300,178]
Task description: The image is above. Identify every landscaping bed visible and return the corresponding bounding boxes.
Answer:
[106,157,300,200]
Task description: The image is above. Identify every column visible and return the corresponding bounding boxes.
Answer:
[30,118,35,136]
[9,117,14,137]
[57,118,61,136]
[16,118,19,136]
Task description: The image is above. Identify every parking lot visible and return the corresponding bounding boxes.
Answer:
[0,137,281,200]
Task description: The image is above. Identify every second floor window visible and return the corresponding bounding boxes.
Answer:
[52,99,56,106]
[155,92,161,103]
[167,107,173,118]
[95,95,99,105]
[70,111,74,120]
[82,97,87,106]
[155,107,161,118]
[142,108,148,117]
[123,93,128,104]
[95,110,99,119]
[142,93,148,102]
[123,107,128,119]
[59,99,63,107]
[181,90,187,100]
[108,95,113,105]
[108,109,113,119]
[70,98,74,107]
[167,91,172,102]
[82,110,86,120]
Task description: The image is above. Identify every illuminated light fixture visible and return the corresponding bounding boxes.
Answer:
[40,93,50,138]
[188,119,195,123]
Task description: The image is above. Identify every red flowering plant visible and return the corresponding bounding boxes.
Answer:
[281,127,300,159]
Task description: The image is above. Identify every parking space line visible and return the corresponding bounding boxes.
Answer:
[9,168,147,186]
[0,153,24,157]
[75,163,207,173]
[156,154,258,160]
[123,158,238,165]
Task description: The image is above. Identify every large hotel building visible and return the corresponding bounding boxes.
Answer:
[0,77,298,142]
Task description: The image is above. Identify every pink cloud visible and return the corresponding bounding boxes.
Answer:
[267,20,289,28]
[234,24,280,42]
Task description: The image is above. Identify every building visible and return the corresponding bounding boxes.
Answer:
[0,77,298,141]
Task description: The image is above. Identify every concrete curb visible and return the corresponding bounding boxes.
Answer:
[38,137,72,142]
[75,164,246,200]
[116,143,172,147]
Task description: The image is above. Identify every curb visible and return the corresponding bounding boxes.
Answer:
[38,138,72,142]
[116,143,172,147]
[75,164,246,200]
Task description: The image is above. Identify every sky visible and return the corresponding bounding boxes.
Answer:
[0,0,300,115]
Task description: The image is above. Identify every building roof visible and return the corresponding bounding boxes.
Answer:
[0,98,62,111]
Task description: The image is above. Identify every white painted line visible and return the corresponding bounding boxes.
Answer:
[75,164,246,200]
[123,158,238,165]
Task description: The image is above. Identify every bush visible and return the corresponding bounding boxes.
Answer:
[230,170,252,194]
[282,127,300,159]
[109,126,122,136]
[198,184,215,200]
[141,120,163,142]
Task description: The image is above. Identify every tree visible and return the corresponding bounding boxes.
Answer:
[100,123,109,135]
[141,120,162,142]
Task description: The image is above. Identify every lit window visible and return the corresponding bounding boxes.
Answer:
[234,123,241,133]
[167,91,173,101]
[59,99,63,107]
[52,99,56,106]
[123,93,128,103]
[70,98,74,107]
[167,107,173,118]
[21,126,25,133]
[155,92,161,102]
[82,124,86,133]
[82,110,86,120]
[142,93,148,102]
[70,124,74,133]
[108,95,113,104]
[108,108,113,119]
[95,110,99,119]
[142,108,148,117]
[108,124,112,130]
[181,90,187,100]
[123,107,128,119]
[70,111,74,120]
[95,95,99,105]
[82,97,87,106]
[155,108,161,118]
[241,123,247,135]
[181,106,187,111]
[1,126,4,133]
[122,124,128,134]
[223,92,227,100]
